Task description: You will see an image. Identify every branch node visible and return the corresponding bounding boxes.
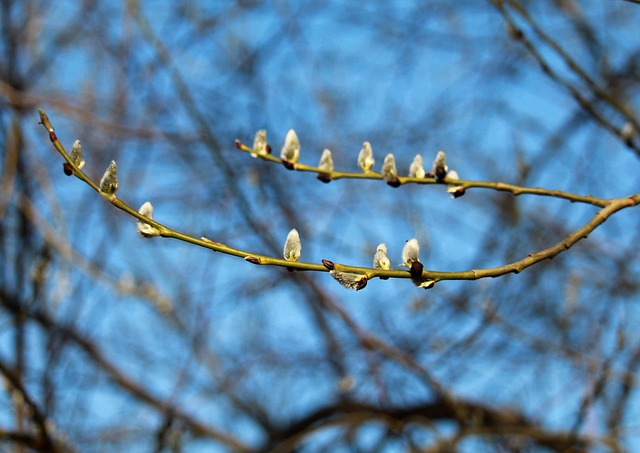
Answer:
[63,163,74,176]
[386,177,402,188]
[244,256,262,265]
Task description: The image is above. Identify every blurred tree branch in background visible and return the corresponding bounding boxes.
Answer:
[2,1,640,452]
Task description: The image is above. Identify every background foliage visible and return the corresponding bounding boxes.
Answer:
[2,1,640,452]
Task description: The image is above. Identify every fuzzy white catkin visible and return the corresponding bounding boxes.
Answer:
[318,149,334,172]
[446,170,465,196]
[432,151,448,173]
[283,228,302,261]
[409,154,425,178]
[358,141,375,172]
[373,243,390,270]
[381,154,397,182]
[330,270,367,290]
[136,201,160,238]
[280,129,300,163]
[99,160,118,195]
[252,130,268,157]
[70,140,85,169]
[446,170,460,188]
[402,238,420,267]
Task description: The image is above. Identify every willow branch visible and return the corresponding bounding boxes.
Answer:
[234,139,609,207]
[493,0,640,156]
[0,288,250,452]
[40,109,640,289]
[0,356,60,452]
[263,399,618,453]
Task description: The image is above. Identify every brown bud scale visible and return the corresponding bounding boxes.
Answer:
[316,174,332,183]
[321,259,335,270]
[356,278,368,291]
[386,177,401,188]
[452,188,466,198]
[63,163,73,176]
[410,260,424,279]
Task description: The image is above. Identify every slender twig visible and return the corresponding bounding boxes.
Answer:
[39,109,640,288]
[493,0,640,156]
[1,288,251,453]
[506,0,639,132]
[0,356,61,452]
[262,399,616,453]
[234,139,609,207]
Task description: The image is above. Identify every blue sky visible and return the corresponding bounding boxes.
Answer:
[5,1,640,451]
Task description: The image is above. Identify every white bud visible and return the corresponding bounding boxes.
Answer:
[401,238,420,268]
[70,140,85,169]
[280,129,300,163]
[99,160,118,195]
[446,170,465,198]
[283,228,301,261]
[446,170,460,188]
[358,141,375,172]
[373,243,390,270]
[381,153,397,183]
[318,149,334,172]
[136,201,160,238]
[433,151,447,168]
[432,151,448,179]
[251,129,268,158]
[329,270,367,291]
[409,154,425,178]
[447,170,459,180]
